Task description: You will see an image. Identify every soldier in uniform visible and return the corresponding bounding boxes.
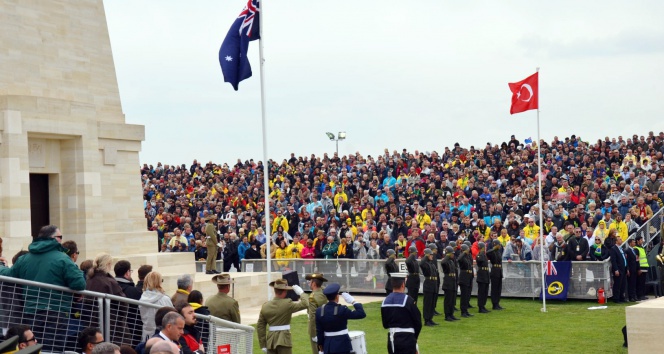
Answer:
[306,273,328,354]
[441,246,459,321]
[487,239,505,310]
[458,244,474,318]
[405,246,420,304]
[420,248,439,326]
[315,283,366,354]
[381,273,422,354]
[476,242,491,313]
[257,279,308,354]
[384,249,399,295]
[205,214,220,274]
[428,244,442,316]
[205,274,241,323]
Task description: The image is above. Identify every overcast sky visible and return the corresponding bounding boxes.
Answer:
[104,0,664,166]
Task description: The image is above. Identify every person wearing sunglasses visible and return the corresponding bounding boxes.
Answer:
[5,324,38,349]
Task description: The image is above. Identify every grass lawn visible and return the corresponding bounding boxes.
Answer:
[252,297,629,353]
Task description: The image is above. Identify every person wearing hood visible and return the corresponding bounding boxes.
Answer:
[0,225,85,350]
[139,271,174,341]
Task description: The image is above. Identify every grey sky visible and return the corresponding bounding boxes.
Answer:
[104,0,664,166]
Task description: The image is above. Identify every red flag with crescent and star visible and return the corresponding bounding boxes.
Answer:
[508,72,538,114]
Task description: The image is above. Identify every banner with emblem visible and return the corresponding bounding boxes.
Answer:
[539,261,572,301]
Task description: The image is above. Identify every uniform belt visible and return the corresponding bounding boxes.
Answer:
[465,270,473,273]
[269,325,290,331]
[481,267,489,270]
[324,329,349,336]
[388,328,415,353]
[447,274,456,277]
[492,264,502,268]
[426,277,438,280]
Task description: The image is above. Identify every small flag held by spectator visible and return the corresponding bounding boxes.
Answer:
[508,72,538,114]
[524,137,533,144]
[219,0,261,90]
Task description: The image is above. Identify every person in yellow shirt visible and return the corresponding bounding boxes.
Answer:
[275,240,290,269]
[286,235,304,258]
[608,214,628,240]
[361,205,376,221]
[522,219,540,245]
[497,228,511,247]
[416,207,432,229]
[272,209,289,233]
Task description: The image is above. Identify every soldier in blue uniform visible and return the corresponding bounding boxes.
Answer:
[315,283,366,354]
[381,273,422,354]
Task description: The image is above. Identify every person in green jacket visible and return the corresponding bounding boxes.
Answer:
[0,225,86,350]
[321,236,339,259]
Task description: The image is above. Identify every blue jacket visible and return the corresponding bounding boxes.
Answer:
[316,301,366,353]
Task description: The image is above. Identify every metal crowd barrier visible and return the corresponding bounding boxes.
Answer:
[623,207,663,248]
[241,258,613,299]
[0,275,253,353]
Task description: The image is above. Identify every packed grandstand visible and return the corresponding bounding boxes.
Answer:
[141,132,664,264]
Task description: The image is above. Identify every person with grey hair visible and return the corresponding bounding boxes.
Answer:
[171,273,193,305]
[152,312,185,344]
[91,342,120,354]
[149,340,180,354]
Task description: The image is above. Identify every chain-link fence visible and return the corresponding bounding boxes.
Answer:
[0,275,253,353]
[241,258,612,300]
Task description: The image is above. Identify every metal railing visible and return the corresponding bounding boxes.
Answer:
[624,207,663,248]
[0,275,253,353]
[241,258,613,299]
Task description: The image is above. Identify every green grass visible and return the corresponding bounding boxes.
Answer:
[253,297,629,353]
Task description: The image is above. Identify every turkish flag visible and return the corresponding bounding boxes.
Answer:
[508,72,538,114]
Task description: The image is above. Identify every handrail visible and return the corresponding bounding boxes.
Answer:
[622,207,663,249]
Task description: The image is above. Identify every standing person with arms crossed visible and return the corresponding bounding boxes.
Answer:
[475,242,491,313]
[381,273,422,354]
[257,279,308,354]
[205,214,220,274]
[405,246,420,303]
[384,249,398,295]
[306,273,328,354]
[315,283,366,354]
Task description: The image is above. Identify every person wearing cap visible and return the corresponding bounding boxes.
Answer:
[419,248,438,326]
[306,273,328,354]
[315,283,366,354]
[381,273,422,354]
[457,244,474,318]
[475,242,490,313]
[384,249,399,295]
[427,243,441,314]
[257,279,308,354]
[405,246,420,304]
[487,239,504,310]
[204,214,220,274]
[441,246,459,321]
[205,274,240,324]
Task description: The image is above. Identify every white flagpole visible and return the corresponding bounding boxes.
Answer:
[536,67,546,313]
[257,0,272,300]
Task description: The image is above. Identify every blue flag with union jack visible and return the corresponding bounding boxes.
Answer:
[219,0,260,90]
[539,261,572,300]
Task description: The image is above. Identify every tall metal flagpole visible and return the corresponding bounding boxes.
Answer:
[536,67,546,313]
[258,0,272,300]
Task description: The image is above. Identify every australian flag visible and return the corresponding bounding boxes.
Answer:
[540,261,572,300]
[219,0,260,90]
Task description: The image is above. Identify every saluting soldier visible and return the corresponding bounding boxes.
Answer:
[428,244,442,316]
[206,274,241,323]
[306,273,328,354]
[384,249,399,295]
[257,279,308,354]
[420,248,439,326]
[476,242,491,313]
[381,273,422,354]
[405,246,420,304]
[315,283,366,354]
[458,244,474,318]
[487,239,505,310]
[441,246,459,322]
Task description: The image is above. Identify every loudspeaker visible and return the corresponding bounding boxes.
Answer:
[282,270,301,301]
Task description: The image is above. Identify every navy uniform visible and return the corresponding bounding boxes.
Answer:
[381,273,422,354]
[441,246,459,321]
[315,283,366,354]
[476,242,491,313]
[384,249,399,295]
[458,244,474,317]
[420,248,439,326]
[487,239,504,310]
[405,246,420,304]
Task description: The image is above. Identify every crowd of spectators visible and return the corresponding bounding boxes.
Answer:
[141,132,664,267]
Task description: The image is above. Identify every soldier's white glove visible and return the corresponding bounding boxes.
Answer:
[292,285,304,296]
[261,348,267,353]
[341,292,355,304]
[312,336,317,343]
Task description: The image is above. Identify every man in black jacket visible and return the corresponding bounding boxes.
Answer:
[624,238,639,302]
[405,246,420,304]
[609,237,627,303]
[487,240,504,310]
[457,244,474,318]
[441,246,459,322]
[567,227,589,295]
[476,242,491,313]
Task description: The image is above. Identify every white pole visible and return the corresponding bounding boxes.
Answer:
[258,0,272,300]
[536,67,546,313]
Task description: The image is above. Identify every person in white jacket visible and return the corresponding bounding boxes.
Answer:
[138,271,173,340]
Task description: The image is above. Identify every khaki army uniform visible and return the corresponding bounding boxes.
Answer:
[257,296,310,353]
[205,292,240,324]
[308,289,327,354]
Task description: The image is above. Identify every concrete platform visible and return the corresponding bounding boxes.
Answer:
[625,296,664,353]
